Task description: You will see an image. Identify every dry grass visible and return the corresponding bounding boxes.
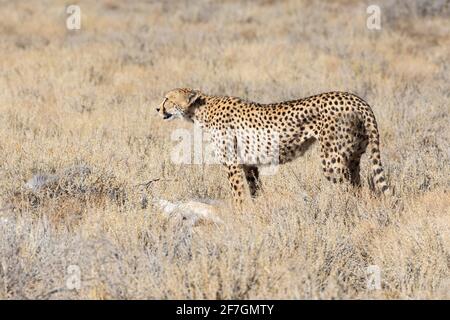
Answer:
[0,0,449,299]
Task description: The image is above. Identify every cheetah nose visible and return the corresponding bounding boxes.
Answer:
[156,107,160,112]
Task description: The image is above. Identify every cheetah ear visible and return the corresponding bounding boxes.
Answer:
[186,91,200,107]
[168,88,201,108]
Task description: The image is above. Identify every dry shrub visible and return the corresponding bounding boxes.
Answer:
[4,165,127,228]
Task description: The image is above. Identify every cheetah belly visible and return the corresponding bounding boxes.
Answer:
[234,129,316,166]
[277,136,317,164]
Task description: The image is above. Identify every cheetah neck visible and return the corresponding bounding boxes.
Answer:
[191,94,214,126]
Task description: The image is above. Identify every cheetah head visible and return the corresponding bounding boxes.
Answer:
[156,88,201,122]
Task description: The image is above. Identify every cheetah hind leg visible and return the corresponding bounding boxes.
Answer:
[319,150,352,185]
[348,138,368,187]
[319,115,365,189]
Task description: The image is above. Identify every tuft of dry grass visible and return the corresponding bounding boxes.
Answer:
[4,164,127,228]
[0,0,448,299]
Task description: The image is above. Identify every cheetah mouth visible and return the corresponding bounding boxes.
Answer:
[157,98,176,121]
[163,112,174,121]
[164,106,183,121]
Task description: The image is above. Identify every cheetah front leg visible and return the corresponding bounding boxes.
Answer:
[243,165,261,198]
[225,164,246,210]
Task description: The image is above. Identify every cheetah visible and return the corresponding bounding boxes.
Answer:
[156,88,390,209]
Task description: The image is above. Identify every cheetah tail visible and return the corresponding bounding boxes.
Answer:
[363,113,391,196]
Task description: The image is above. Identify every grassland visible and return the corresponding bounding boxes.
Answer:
[0,0,448,299]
